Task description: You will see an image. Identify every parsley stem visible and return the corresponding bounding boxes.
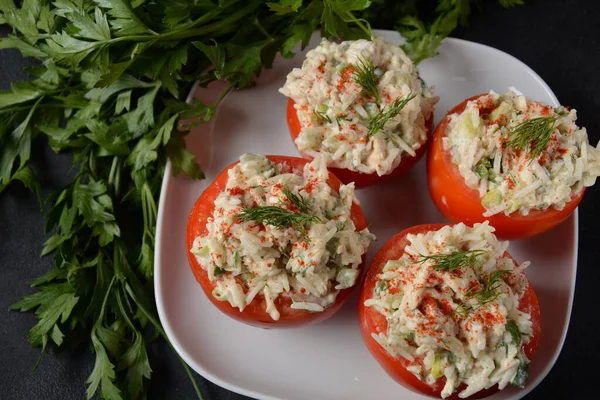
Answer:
[94,1,262,46]
[124,281,205,400]
[97,276,117,327]
[159,0,263,41]
[116,285,137,332]
[348,12,373,39]
[214,84,234,105]
[179,357,205,400]
[0,102,84,115]
[107,156,121,198]
[166,9,223,36]
[253,15,272,39]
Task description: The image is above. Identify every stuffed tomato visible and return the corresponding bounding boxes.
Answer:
[280,38,437,188]
[359,223,541,399]
[186,154,375,328]
[427,91,600,239]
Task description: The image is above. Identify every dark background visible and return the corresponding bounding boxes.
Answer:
[1,0,597,399]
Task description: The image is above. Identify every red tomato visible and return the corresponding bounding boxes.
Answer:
[427,94,585,239]
[287,99,434,188]
[186,155,367,328]
[358,223,541,399]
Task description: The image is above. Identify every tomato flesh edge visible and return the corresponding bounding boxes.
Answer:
[358,223,541,398]
[287,98,434,188]
[426,94,585,240]
[186,155,367,328]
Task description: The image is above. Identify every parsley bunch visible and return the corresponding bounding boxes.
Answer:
[0,1,525,399]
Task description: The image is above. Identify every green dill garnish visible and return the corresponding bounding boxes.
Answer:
[417,249,487,272]
[0,0,529,396]
[236,206,318,235]
[213,267,226,277]
[367,93,416,139]
[454,300,472,317]
[454,270,512,316]
[506,116,558,159]
[282,186,311,214]
[404,332,415,341]
[353,56,381,102]
[465,270,511,307]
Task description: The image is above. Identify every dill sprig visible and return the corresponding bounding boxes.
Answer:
[353,56,381,103]
[454,300,472,318]
[506,116,558,159]
[236,206,318,235]
[282,186,312,214]
[418,249,488,272]
[367,93,416,139]
[465,269,511,307]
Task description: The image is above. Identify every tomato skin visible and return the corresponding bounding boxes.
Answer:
[287,99,434,188]
[186,155,367,329]
[427,95,585,240]
[358,223,541,399]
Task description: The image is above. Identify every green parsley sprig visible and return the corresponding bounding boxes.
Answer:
[394,0,527,64]
[0,0,526,398]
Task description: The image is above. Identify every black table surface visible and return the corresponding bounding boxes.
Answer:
[1,1,598,399]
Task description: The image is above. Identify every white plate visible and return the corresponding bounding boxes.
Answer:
[155,30,577,400]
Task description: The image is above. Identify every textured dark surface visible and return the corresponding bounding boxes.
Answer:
[0,1,598,399]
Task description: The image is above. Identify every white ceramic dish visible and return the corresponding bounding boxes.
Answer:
[155,30,577,400]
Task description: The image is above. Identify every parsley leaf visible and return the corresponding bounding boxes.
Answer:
[0,35,47,58]
[321,0,373,39]
[397,1,525,65]
[267,0,303,15]
[0,165,42,206]
[95,0,155,36]
[0,1,526,398]
[0,82,44,108]
[0,97,41,186]
[499,0,525,7]
[193,40,226,78]
[10,282,79,351]
[87,327,122,399]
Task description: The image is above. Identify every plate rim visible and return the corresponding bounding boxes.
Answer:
[154,31,579,400]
